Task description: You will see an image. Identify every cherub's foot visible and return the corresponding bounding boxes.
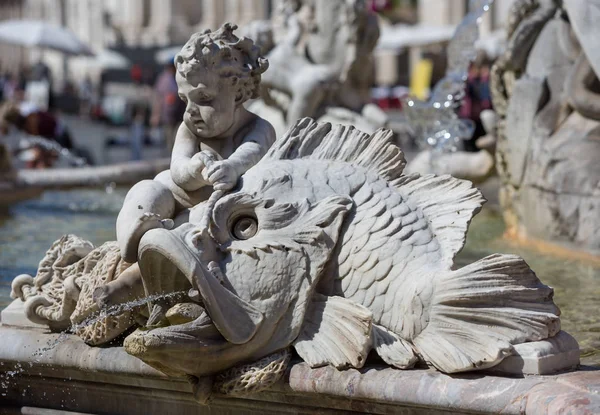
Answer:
[120,213,174,263]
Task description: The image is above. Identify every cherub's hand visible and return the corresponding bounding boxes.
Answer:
[205,160,239,191]
[188,151,217,183]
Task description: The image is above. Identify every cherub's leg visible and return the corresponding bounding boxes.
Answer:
[93,263,144,309]
[116,176,176,263]
[154,170,212,210]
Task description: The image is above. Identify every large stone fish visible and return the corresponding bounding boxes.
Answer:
[126,118,560,379]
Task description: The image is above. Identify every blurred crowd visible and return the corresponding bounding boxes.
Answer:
[0,56,185,171]
[0,61,76,170]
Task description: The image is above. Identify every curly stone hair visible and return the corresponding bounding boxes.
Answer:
[175,22,269,103]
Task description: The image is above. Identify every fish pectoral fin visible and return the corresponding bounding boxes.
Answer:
[372,324,418,369]
[294,294,372,369]
[194,262,264,345]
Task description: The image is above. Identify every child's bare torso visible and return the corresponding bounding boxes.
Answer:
[196,117,257,161]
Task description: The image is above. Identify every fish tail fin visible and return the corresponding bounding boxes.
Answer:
[412,254,561,373]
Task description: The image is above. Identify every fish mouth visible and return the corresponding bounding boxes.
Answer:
[125,225,264,376]
[123,228,228,376]
[135,224,219,326]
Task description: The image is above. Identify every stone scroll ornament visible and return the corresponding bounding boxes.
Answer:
[12,118,561,403]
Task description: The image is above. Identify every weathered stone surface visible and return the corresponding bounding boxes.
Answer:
[501,77,546,185]
[0,322,596,415]
[1,159,170,206]
[0,325,600,415]
[4,19,583,407]
[405,149,495,183]
[14,158,170,189]
[0,299,46,329]
[491,0,600,254]
[9,117,568,390]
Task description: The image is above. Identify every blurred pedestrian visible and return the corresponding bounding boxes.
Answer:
[79,75,94,117]
[130,104,145,161]
[31,61,55,111]
[2,102,73,149]
[130,64,143,84]
[1,103,56,168]
[460,53,493,152]
[2,73,17,102]
[151,60,184,152]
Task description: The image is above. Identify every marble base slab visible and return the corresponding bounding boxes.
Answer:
[1,300,596,415]
[491,330,581,375]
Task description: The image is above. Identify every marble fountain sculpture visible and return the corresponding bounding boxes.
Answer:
[245,0,389,137]
[491,0,600,255]
[1,22,597,415]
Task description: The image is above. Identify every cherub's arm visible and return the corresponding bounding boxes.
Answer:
[204,117,276,191]
[227,117,276,177]
[170,123,207,191]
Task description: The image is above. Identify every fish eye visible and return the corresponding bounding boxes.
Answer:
[231,216,258,240]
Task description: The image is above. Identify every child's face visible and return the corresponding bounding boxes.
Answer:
[177,69,238,139]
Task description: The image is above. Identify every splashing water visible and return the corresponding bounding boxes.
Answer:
[72,290,186,336]
[33,290,188,358]
[18,134,88,167]
[0,290,187,396]
[403,0,494,170]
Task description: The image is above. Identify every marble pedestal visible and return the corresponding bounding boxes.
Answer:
[1,300,597,415]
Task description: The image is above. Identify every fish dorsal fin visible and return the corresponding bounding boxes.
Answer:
[264,118,485,267]
[261,118,406,181]
[392,173,485,267]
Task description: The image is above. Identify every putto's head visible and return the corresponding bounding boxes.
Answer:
[175,23,269,138]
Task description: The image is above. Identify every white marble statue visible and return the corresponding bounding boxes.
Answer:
[491,0,600,254]
[246,0,388,136]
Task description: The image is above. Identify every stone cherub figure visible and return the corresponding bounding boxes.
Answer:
[86,23,276,315]
[117,23,275,264]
